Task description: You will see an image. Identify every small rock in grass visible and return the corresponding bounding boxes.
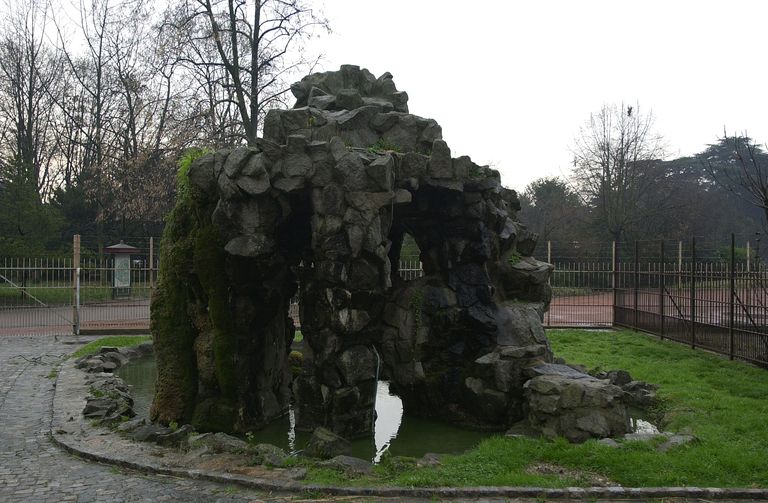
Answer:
[304,427,351,459]
[416,452,443,468]
[657,434,697,452]
[319,455,373,475]
[285,467,308,480]
[187,432,249,454]
[250,443,288,467]
[597,438,620,448]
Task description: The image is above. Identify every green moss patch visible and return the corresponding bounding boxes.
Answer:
[150,149,211,424]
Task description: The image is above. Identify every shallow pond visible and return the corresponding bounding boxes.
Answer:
[117,355,493,462]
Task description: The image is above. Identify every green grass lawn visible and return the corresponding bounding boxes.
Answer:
[71,335,152,359]
[0,283,152,306]
[301,329,768,488]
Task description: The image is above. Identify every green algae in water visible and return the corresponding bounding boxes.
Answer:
[116,356,157,418]
[118,356,492,463]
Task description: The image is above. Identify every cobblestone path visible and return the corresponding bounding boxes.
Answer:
[0,336,297,503]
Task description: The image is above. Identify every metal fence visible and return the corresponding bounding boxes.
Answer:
[547,261,613,327]
[0,235,157,336]
[0,257,75,335]
[614,238,768,367]
[398,258,423,281]
[77,255,155,333]
[4,234,767,367]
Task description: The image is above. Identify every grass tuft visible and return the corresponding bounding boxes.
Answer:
[71,335,151,359]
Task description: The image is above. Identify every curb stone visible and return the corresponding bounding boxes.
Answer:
[50,354,768,500]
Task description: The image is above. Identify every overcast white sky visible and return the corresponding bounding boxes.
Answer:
[315,0,768,192]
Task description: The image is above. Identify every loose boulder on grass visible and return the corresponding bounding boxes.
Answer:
[250,443,288,466]
[305,427,351,459]
[593,369,659,408]
[319,455,373,475]
[187,432,250,454]
[524,364,630,442]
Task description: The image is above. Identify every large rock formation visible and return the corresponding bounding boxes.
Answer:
[150,65,562,438]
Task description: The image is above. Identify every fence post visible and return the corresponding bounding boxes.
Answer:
[659,240,665,339]
[678,240,682,292]
[546,241,551,327]
[149,236,155,291]
[612,241,617,326]
[72,234,81,335]
[634,241,639,330]
[729,233,735,360]
[691,237,696,349]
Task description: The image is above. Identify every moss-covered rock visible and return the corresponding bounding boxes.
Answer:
[150,177,199,424]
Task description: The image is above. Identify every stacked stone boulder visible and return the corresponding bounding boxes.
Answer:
[151,64,628,441]
[524,364,630,442]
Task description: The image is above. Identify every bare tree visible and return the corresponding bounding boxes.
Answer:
[49,0,187,224]
[0,0,63,198]
[571,103,666,241]
[162,0,328,146]
[704,134,768,232]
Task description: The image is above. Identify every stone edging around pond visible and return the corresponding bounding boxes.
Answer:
[50,344,768,501]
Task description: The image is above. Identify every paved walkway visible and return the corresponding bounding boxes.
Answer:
[0,336,300,502]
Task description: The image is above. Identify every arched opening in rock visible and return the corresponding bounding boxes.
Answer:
[273,190,314,334]
[391,232,423,282]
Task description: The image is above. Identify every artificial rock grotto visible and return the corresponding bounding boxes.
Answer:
[150,65,636,443]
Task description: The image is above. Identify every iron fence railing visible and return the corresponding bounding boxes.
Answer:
[0,257,75,335]
[3,235,767,367]
[77,256,156,333]
[398,258,423,281]
[547,261,613,327]
[0,235,158,336]
[614,237,768,366]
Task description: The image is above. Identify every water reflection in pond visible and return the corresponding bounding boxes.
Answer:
[117,355,492,463]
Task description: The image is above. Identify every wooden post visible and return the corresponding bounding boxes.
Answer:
[612,241,617,326]
[634,241,639,330]
[691,237,696,349]
[72,234,81,335]
[729,233,735,360]
[149,236,155,290]
[678,240,683,293]
[659,240,665,339]
[546,240,551,327]
[547,240,552,264]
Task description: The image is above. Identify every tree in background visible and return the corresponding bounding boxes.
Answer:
[649,150,762,239]
[518,176,587,243]
[161,0,329,145]
[0,0,333,256]
[0,0,65,255]
[703,135,768,233]
[571,103,666,241]
[0,0,62,199]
